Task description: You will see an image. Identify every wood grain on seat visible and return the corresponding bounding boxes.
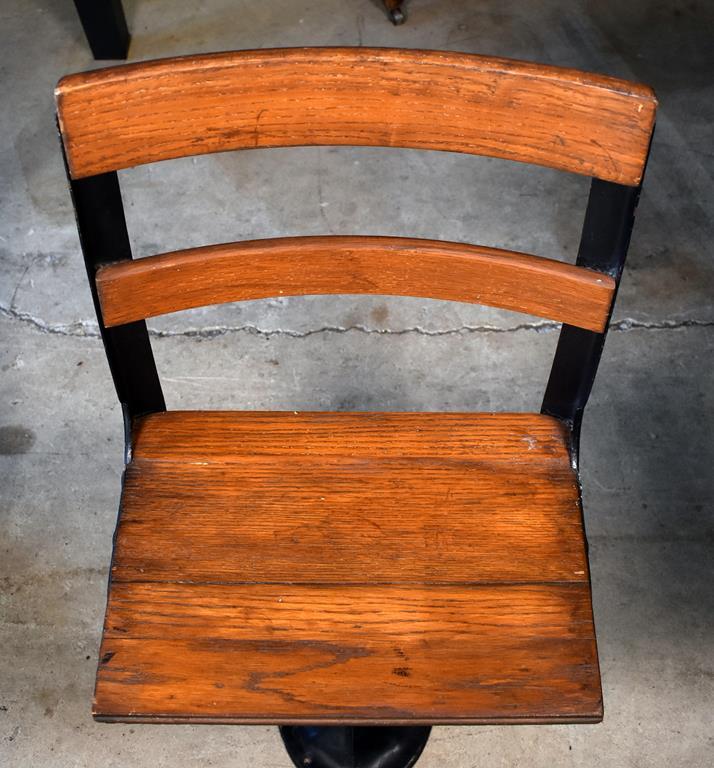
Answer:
[96,236,616,332]
[94,411,602,725]
[56,47,656,184]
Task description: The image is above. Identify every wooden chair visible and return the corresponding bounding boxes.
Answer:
[56,48,656,768]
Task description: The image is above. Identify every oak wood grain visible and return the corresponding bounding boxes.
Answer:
[115,412,586,585]
[94,410,601,724]
[95,583,601,724]
[96,236,616,332]
[103,583,595,642]
[131,410,573,461]
[112,456,586,584]
[56,48,656,184]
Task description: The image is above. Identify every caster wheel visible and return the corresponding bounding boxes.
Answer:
[279,725,431,768]
[389,8,406,25]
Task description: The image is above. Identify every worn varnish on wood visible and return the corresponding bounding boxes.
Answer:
[96,236,616,332]
[94,411,602,724]
[56,47,656,184]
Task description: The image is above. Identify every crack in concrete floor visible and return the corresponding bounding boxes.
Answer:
[1,304,712,340]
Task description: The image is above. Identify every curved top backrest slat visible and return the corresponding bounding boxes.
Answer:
[56,47,656,184]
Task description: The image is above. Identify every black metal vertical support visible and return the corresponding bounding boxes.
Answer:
[73,0,130,60]
[541,178,643,461]
[67,169,166,419]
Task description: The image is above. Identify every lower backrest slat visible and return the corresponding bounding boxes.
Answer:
[96,235,615,332]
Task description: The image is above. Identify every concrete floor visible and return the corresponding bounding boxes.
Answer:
[1,0,712,766]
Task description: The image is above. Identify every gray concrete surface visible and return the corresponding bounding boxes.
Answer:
[1,1,712,766]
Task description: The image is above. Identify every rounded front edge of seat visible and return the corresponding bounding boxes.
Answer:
[279,725,432,768]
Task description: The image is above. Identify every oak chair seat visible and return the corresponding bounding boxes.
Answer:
[94,410,602,724]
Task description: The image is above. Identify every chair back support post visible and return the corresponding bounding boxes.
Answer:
[541,175,647,460]
[64,159,166,420]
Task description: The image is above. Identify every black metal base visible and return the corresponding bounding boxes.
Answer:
[279,726,431,768]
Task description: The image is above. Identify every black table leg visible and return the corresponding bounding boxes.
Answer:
[73,0,130,60]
